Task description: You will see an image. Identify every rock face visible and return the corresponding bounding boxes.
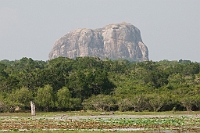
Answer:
[49,22,149,61]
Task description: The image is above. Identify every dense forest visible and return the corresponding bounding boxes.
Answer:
[0,57,200,112]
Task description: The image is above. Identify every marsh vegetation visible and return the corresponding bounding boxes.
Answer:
[0,112,200,132]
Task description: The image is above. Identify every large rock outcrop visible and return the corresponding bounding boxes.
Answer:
[49,22,149,61]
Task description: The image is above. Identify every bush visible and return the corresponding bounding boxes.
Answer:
[0,101,7,112]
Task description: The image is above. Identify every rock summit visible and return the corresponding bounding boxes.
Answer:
[49,22,149,61]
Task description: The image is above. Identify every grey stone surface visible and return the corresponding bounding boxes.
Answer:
[49,22,149,61]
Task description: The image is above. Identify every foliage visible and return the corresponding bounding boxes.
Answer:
[56,85,82,111]
[82,94,116,111]
[15,87,33,106]
[35,85,55,111]
[0,57,200,112]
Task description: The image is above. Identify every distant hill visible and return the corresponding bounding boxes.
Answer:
[49,22,149,61]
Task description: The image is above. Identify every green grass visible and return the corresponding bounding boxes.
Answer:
[0,111,200,133]
[0,115,200,132]
[114,110,200,115]
[0,110,199,117]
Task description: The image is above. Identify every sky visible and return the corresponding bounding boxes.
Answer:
[0,0,200,62]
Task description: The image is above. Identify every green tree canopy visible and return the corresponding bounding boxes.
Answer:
[35,85,55,111]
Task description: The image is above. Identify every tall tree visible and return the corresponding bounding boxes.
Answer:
[14,87,33,109]
[56,87,71,110]
[35,85,55,111]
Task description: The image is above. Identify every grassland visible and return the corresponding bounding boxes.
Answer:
[0,111,200,132]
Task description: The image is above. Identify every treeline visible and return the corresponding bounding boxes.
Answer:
[0,57,200,112]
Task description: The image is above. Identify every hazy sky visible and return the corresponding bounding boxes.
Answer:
[0,0,199,62]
